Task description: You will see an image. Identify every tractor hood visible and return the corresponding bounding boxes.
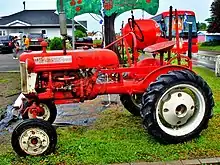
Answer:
[19,49,119,72]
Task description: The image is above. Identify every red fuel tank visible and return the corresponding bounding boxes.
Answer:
[122,19,161,50]
[20,49,119,72]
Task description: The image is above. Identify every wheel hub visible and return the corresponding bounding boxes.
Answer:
[31,137,38,145]
[19,128,50,155]
[160,91,195,126]
[176,104,187,117]
[28,103,50,121]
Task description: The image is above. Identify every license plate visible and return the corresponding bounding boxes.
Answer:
[31,39,38,41]
[31,41,40,45]
[0,43,3,46]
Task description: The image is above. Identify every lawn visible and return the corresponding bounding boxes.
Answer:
[199,45,220,52]
[199,43,220,52]
[0,73,20,118]
[0,67,220,165]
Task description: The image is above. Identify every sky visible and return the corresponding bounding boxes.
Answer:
[0,0,214,32]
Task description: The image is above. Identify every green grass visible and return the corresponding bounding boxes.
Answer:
[0,72,20,113]
[199,43,220,52]
[0,67,220,165]
[193,67,220,113]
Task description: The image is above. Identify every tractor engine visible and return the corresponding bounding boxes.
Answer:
[19,49,119,103]
[36,69,95,100]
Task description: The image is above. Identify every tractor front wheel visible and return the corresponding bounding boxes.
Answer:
[120,94,142,116]
[141,70,214,144]
[22,100,57,124]
[11,119,57,156]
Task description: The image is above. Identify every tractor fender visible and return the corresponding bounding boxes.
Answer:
[140,65,193,91]
[128,58,166,78]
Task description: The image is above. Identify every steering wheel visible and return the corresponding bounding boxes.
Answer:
[128,18,145,42]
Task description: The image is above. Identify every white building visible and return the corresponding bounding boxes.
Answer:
[0,10,87,39]
[92,31,103,41]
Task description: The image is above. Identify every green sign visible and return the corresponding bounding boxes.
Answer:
[57,0,159,19]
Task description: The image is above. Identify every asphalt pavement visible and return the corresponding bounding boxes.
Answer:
[0,52,20,72]
[192,53,216,71]
[192,50,219,70]
[198,50,220,56]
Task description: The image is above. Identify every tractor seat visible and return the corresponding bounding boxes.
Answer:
[144,41,175,54]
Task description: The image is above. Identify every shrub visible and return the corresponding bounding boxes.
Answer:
[93,39,102,46]
[49,37,63,50]
[201,40,220,47]
[66,40,72,50]
[75,30,86,39]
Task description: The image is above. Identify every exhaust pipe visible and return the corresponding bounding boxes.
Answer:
[59,0,67,55]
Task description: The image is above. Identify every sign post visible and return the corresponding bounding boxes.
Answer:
[168,6,173,61]
[188,22,193,59]
[72,18,75,50]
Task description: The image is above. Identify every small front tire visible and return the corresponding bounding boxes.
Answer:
[11,119,57,156]
[120,94,142,116]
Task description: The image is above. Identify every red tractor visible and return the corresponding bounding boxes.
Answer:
[11,10,214,156]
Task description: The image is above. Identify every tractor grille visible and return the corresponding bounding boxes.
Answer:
[20,62,28,94]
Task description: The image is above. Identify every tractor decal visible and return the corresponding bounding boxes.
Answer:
[33,56,72,64]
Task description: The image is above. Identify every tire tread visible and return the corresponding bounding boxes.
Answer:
[141,70,214,144]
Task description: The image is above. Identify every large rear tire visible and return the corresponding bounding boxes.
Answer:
[141,70,214,144]
[11,119,57,156]
[120,94,142,116]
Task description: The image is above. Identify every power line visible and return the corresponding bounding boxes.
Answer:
[95,14,103,20]
[89,13,100,22]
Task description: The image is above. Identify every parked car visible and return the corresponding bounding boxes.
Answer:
[9,33,26,48]
[0,35,14,53]
[67,36,94,49]
[28,33,44,51]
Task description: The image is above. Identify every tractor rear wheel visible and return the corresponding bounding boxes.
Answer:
[22,100,57,124]
[120,94,142,116]
[11,119,57,156]
[141,70,214,144]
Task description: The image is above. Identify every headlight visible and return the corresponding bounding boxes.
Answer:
[26,59,35,73]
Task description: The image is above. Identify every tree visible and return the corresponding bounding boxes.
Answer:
[74,29,86,38]
[102,0,159,62]
[207,0,220,33]
[49,37,63,50]
[76,25,87,34]
[57,0,159,62]
[197,22,207,31]
[104,13,118,57]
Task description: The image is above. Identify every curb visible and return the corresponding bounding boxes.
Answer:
[193,54,219,62]
[0,71,19,73]
[111,157,220,165]
[198,53,220,57]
